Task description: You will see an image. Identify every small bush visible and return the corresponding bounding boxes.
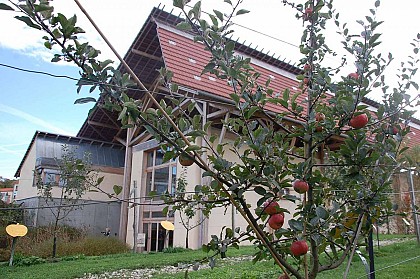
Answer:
[78,237,130,256]
[13,255,46,266]
[0,247,10,262]
[60,254,86,261]
[0,226,129,260]
[162,246,190,253]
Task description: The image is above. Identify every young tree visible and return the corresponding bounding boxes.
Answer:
[2,0,419,277]
[35,146,100,258]
[166,169,211,249]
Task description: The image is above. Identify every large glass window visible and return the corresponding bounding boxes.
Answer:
[145,149,177,198]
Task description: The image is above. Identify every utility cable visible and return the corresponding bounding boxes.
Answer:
[355,255,420,279]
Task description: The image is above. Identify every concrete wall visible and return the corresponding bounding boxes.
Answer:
[20,197,121,235]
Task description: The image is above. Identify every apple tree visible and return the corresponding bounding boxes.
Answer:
[1,0,419,277]
[35,146,101,258]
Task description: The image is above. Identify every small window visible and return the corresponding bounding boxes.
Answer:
[44,172,57,185]
[144,149,177,198]
[151,211,165,218]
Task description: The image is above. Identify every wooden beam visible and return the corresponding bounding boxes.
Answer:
[99,107,121,128]
[113,136,126,146]
[88,120,119,130]
[207,108,230,120]
[89,125,109,142]
[118,138,133,242]
[130,131,153,146]
[218,112,230,145]
[131,48,163,62]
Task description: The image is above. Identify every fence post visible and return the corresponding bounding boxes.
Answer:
[407,170,420,245]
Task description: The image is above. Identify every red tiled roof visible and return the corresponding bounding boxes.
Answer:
[0,188,13,192]
[75,7,419,149]
[407,125,420,147]
[157,25,420,148]
[157,27,304,115]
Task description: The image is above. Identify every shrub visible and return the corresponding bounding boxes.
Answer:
[0,226,129,260]
[162,246,191,253]
[0,201,24,227]
[78,237,130,256]
[13,255,46,266]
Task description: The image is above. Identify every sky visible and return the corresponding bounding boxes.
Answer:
[0,0,419,179]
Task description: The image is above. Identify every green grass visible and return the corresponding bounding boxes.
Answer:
[153,240,420,279]
[0,246,255,279]
[0,236,418,279]
[375,233,415,241]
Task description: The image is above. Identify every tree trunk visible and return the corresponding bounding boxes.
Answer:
[52,235,57,258]
[185,230,189,249]
[52,216,60,258]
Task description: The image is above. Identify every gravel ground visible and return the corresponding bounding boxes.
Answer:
[76,238,412,279]
[76,256,253,279]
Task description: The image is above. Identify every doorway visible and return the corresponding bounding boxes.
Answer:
[143,222,173,252]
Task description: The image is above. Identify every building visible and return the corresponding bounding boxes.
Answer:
[74,7,420,251]
[14,131,125,235]
[0,188,14,204]
[14,7,420,250]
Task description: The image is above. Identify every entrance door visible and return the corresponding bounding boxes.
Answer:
[143,222,173,252]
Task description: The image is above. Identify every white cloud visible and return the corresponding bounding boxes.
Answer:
[0,146,25,156]
[0,103,73,135]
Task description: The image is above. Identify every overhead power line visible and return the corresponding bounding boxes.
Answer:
[0,62,79,81]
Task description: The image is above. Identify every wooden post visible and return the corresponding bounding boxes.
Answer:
[9,237,17,266]
[118,133,133,242]
[408,169,420,244]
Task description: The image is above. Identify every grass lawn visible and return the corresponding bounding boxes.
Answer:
[152,240,420,279]
[0,235,417,279]
[0,246,255,279]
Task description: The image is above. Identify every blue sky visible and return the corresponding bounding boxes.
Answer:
[0,0,419,179]
[0,48,97,178]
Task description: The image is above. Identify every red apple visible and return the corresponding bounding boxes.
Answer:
[349,113,368,129]
[179,153,194,166]
[303,77,310,85]
[268,213,285,230]
[389,125,400,135]
[315,112,325,122]
[278,274,290,279]
[293,179,309,194]
[348,72,359,80]
[315,113,325,131]
[291,240,308,256]
[303,64,311,72]
[303,8,313,20]
[263,200,280,215]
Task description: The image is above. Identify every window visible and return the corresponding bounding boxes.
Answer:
[145,149,177,198]
[44,172,57,185]
[42,170,63,187]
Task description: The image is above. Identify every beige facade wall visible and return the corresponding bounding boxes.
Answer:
[15,144,38,201]
[15,140,124,203]
[126,128,300,250]
[204,129,299,246]
[172,163,203,249]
